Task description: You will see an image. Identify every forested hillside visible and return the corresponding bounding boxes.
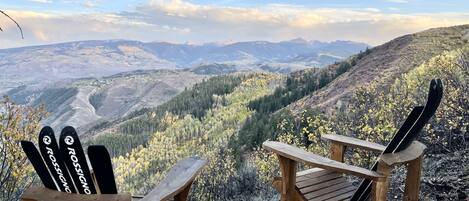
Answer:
[86,74,251,157]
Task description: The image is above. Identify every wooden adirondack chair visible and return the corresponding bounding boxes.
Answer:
[20,126,207,201]
[21,156,207,201]
[263,79,443,201]
[263,139,426,201]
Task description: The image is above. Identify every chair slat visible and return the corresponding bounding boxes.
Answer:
[299,177,347,194]
[309,186,356,201]
[303,181,352,199]
[322,134,386,152]
[296,173,341,188]
[296,168,324,177]
[297,169,331,182]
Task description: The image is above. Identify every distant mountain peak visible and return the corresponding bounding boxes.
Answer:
[287,38,308,44]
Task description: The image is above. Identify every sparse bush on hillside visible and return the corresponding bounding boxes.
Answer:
[0,97,46,201]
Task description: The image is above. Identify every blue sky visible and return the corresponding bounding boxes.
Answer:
[3,0,469,13]
[1,0,468,48]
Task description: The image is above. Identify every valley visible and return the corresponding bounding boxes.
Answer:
[6,69,206,132]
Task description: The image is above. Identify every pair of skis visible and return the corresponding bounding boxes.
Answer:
[21,126,118,194]
[351,79,443,200]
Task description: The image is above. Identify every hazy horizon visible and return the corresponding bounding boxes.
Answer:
[0,36,371,50]
[1,0,468,49]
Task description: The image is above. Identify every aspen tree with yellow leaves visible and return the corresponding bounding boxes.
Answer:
[0,97,46,201]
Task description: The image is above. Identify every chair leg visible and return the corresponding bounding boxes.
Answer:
[404,155,423,201]
[174,182,192,201]
[278,155,297,201]
[330,143,345,162]
[373,162,391,201]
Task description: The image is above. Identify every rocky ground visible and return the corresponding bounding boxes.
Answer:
[389,147,469,200]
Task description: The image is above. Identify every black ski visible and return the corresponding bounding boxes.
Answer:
[351,106,423,200]
[59,126,97,194]
[20,140,58,190]
[38,126,76,193]
[88,145,118,194]
[352,79,443,201]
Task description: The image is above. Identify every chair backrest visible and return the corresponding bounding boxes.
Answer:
[21,126,117,195]
[351,79,444,201]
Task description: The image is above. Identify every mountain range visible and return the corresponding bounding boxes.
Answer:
[0,39,368,93]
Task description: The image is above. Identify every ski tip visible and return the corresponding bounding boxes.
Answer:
[39,126,55,145]
[59,126,80,147]
[429,78,443,94]
[430,79,437,89]
[61,126,77,135]
[40,126,54,134]
[20,140,34,148]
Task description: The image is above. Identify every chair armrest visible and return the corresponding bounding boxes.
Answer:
[21,186,132,201]
[262,141,386,181]
[141,156,207,201]
[379,141,426,166]
[322,134,386,152]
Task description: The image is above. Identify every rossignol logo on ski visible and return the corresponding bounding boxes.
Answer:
[66,146,92,194]
[43,136,51,145]
[65,136,74,145]
[44,146,72,193]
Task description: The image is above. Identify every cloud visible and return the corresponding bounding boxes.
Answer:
[82,1,97,8]
[28,0,53,3]
[385,0,408,3]
[1,0,469,48]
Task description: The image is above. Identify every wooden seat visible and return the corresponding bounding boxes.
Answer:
[273,168,356,201]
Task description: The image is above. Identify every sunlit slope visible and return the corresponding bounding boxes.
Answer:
[112,73,281,199]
